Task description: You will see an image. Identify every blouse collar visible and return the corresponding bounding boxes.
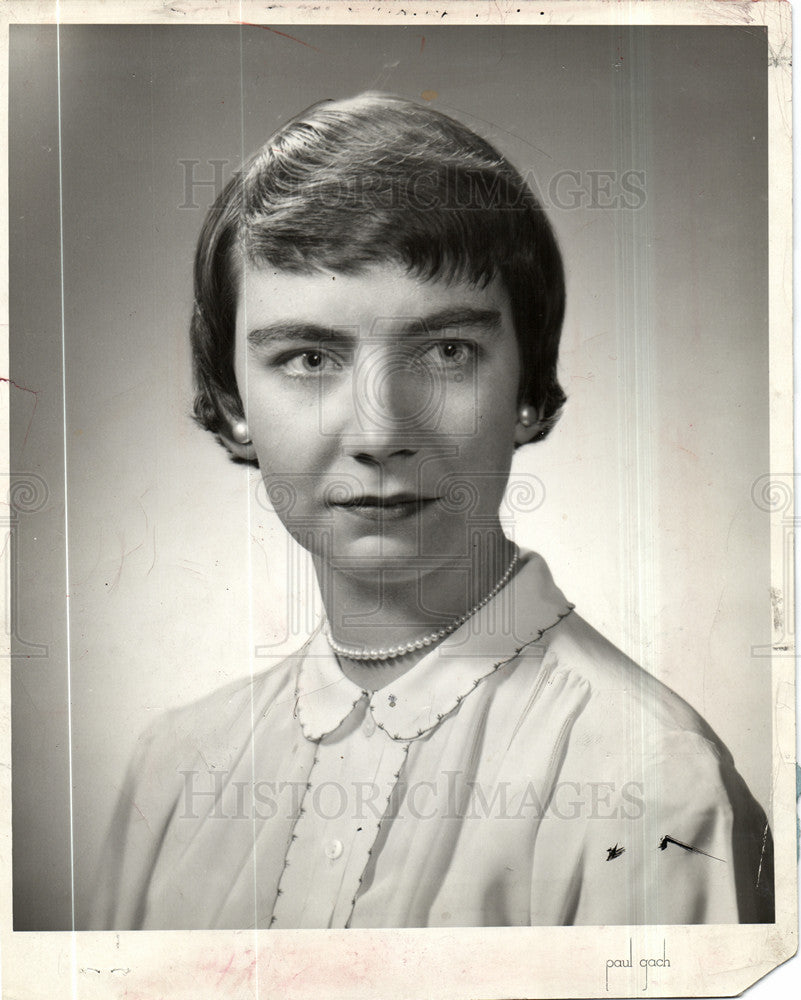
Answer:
[294,550,574,743]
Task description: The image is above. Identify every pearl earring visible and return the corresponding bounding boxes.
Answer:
[231,420,251,445]
[518,405,537,428]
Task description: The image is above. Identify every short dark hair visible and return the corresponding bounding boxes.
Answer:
[190,93,566,456]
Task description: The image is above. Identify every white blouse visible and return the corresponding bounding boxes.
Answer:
[87,551,773,929]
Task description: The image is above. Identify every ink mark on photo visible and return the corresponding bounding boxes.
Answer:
[606,843,625,860]
[658,834,724,862]
[237,22,321,52]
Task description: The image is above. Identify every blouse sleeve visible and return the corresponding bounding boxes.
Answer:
[531,729,774,925]
[82,718,182,930]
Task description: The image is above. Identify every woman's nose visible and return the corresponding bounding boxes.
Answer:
[342,344,444,461]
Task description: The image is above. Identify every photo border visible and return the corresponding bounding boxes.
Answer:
[0,2,795,998]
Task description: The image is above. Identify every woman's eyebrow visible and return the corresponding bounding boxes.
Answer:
[401,307,503,336]
[246,322,357,347]
[246,307,503,346]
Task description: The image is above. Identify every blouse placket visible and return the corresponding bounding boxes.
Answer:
[270,696,411,928]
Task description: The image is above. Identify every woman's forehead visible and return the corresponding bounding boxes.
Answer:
[236,262,512,335]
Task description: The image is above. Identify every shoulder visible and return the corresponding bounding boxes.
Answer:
[133,647,305,778]
[531,609,752,821]
[509,552,722,753]
[543,610,726,757]
[537,611,769,849]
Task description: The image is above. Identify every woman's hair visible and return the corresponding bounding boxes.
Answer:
[190,93,566,455]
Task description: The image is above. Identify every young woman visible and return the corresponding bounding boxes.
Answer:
[89,93,773,929]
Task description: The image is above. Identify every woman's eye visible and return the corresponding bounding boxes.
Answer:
[430,341,475,366]
[280,350,340,377]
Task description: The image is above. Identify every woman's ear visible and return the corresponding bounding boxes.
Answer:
[514,403,546,446]
[220,418,258,462]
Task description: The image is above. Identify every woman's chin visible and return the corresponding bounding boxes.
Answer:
[321,535,450,580]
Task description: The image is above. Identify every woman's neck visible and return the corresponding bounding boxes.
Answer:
[313,532,519,692]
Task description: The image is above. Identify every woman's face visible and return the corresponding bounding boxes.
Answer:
[233,261,526,573]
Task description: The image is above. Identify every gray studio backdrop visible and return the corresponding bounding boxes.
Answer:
[10,24,770,930]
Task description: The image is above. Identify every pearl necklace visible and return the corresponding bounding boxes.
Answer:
[324,551,520,662]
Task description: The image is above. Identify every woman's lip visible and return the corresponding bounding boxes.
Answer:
[334,495,436,507]
[331,497,439,520]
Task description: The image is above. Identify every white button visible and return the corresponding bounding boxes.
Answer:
[363,713,376,737]
[325,839,344,860]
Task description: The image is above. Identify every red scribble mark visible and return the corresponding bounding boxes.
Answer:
[207,952,258,991]
[238,22,321,52]
[129,799,154,836]
[1,376,40,450]
[216,952,235,988]
[420,35,425,52]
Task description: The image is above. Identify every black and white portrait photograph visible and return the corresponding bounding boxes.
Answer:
[1,2,796,998]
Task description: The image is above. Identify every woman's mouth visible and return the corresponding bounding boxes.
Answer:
[331,494,438,521]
